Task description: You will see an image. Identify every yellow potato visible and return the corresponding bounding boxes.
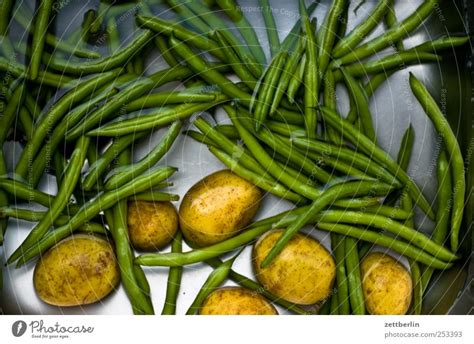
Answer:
[127,200,178,251]
[33,234,120,307]
[200,287,278,315]
[361,252,413,315]
[179,169,262,246]
[253,229,336,305]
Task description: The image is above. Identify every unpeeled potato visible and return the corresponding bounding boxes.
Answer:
[33,234,120,307]
[179,170,262,246]
[127,200,178,251]
[200,287,278,315]
[361,252,413,315]
[253,229,336,305]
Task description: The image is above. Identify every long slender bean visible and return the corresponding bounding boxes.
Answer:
[260,180,393,268]
[186,249,241,315]
[332,234,350,315]
[332,0,393,58]
[319,106,435,219]
[409,73,464,251]
[335,0,439,66]
[287,54,306,103]
[8,136,90,264]
[29,0,53,80]
[15,70,120,181]
[105,121,182,190]
[345,237,365,314]
[16,167,177,266]
[162,232,183,315]
[259,0,280,57]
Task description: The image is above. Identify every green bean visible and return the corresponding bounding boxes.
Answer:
[384,3,405,52]
[344,237,365,314]
[169,36,252,105]
[79,9,96,43]
[214,124,240,140]
[110,193,154,314]
[280,1,319,52]
[135,205,453,268]
[330,291,339,315]
[331,197,382,209]
[212,30,257,89]
[13,6,101,59]
[131,191,180,202]
[259,0,280,57]
[8,136,90,264]
[252,51,287,130]
[186,250,242,315]
[0,0,13,36]
[409,36,470,55]
[300,1,318,138]
[28,0,53,80]
[316,222,451,270]
[409,73,464,251]
[273,107,305,125]
[126,90,217,112]
[186,249,242,315]
[137,15,225,61]
[186,1,265,66]
[0,57,74,87]
[318,297,331,315]
[215,0,242,21]
[265,121,306,138]
[29,88,119,188]
[397,125,415,172]
[318,0,346,77]
[0,83,25,144]
[227,105,323,199]
[46,30,153,75]
[184,129,218,147]
[332,0,392,58]
[193,117,272,178]
[24,93,41,121]
[319,106,435,219]
[421,150,452,292]
[65,78,158,140]
[260,180,394,268]
[82,132,148,191]
[205,256,311,315]
[105,121,181,190]
[164,0,211,33]
[14,70,120,182]
[409,259,422,315]
[287,54,306,104]
[107,17,121,54]
[16,166,177,266]
[88,98,227,137]
[291,137,401,187]
[90,1,109,34]
[336,52,441,78]
[209,146,306,204]
[340,68,377,143]
[0,179,54,208]
[360,204,412,220]
[332,233,350,315]
[237,112,333,184]
[322,69,343,144]
[162,232,183,315]
[335,0,439,66]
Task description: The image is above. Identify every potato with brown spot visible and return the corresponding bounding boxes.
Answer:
[199,287,278,315]
[361,252,413,315]
[33,234,120,307]
[127,200,178,251]
[253,229,336,305]
[179,170,262,247]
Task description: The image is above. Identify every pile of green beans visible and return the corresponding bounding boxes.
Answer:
[0,0,467,315]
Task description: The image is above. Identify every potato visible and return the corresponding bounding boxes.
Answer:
[253,229,336,305]
[200,287,278,315]
[127,200,178,251]
[33,234,120,307]
[179,170,262,246]
[361,252,413,315]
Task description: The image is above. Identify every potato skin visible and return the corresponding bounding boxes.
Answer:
[179,170,262,247]
[33,234,120,307]
[200,287,278,315]
[253,229,336,305]
[361,252,413,315]
[127,200,178,251]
